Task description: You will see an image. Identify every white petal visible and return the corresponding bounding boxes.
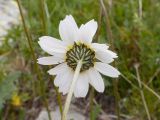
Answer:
[48,62,68,75]
[105,50,118,58]
[94,62,120,78]
[59,70,74,95]
[54,74,62,86]
[54,66,73,88]
[88,68,105,92]
[74,72,89,97]
[37,56,64,65]
[95,51,114,63]
[38,36,66,55]
[95,50,118,63]
[60,79,72,95]
[91,43,109,52]
[59,15,78,44]
[78,20,97,43]
[92,43,118,58]
[53,52,65,59]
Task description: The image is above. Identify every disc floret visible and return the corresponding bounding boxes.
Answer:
[66,42,95,72]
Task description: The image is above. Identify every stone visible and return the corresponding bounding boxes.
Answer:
[36,106,86,120]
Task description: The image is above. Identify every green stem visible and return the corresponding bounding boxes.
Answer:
[16,0,40,94]
[89,87,95,120]
[99,0,113,45]
[142,82,160,100]
[99,0,120,119]
[121,73,160,102]
[50,76,63,116]
[120,73,140,90]
[40,0,63,117]
[135,65,151,120]
[89,6,102,120]
[44,99,52,120]
[112,79,120,119]
[94,7,102,42]
[40,0,47,34]
[41,0,63,116]
[16,0,51,119]
[55,87,63,116]
[62,61,82,120]
[138,0,143,19]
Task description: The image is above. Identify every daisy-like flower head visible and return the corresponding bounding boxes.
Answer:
[38,15,120,97]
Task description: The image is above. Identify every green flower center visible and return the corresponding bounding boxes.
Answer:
[66,42,95,72]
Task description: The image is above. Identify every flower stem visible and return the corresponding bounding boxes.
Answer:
[62,60,82,120]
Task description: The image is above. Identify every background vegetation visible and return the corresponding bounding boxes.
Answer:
[0,0,160,119]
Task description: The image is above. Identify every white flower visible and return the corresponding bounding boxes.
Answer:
[38,15,120,98]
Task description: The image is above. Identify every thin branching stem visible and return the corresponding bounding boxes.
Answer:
[94,7,103,42]
[142,82,160,100]
[99,0,113,45]
[16,0,43,95]
[40,0,47,34]
[40,0,64,116]
[135,65,151,120]
[93,99,132,120]
[121,73,160,102]
[89,87,95,120]
[89,6,103,119]
[55,87,63,115]
[138,0,143,19]
[147,68,160,85]
[50,76,63,116]
[120,74,140,90]
[99,0,120,119]
[16,0,51,119]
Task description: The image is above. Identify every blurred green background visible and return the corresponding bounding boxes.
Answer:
[0,0,160,119]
